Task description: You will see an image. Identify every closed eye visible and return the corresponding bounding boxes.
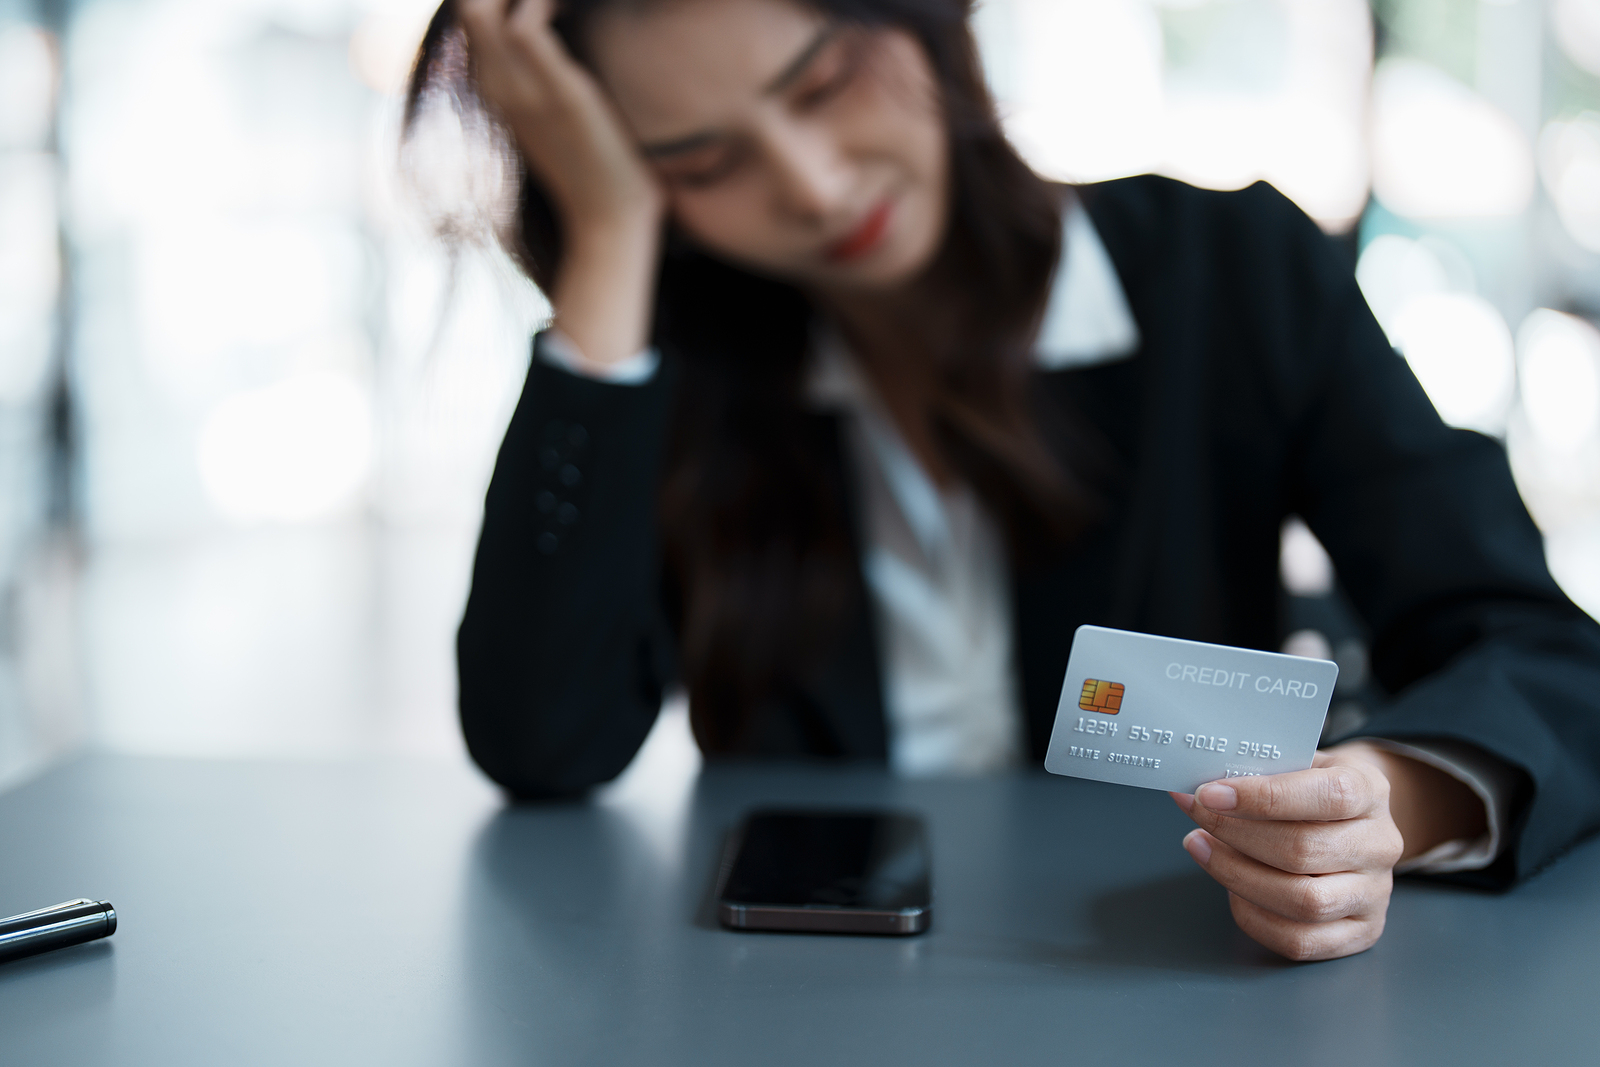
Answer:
[653,141,749,189]
[639,23,859,190]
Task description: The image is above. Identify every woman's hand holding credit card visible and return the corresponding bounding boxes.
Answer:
[1047,626,1406,961]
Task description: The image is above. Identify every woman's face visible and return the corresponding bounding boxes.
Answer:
[587,0,950,295]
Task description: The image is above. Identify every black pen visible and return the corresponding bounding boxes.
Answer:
[0,899,117,964]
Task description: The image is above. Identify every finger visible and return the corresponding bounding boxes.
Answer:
[460,0,572,125]
[499,0,592,107]
[1228,892,1385,962]
[1183,829,1386,924]
[459,0,556,68]
[1194,761,1386,823]
[471,0,549,21]
[505,0,555,31]
[457,0,505,39]
[459,0,517,77]
[505,0,567,65]
[1184,806,1380,874]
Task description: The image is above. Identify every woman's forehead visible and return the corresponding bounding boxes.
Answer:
[588,0,830,143]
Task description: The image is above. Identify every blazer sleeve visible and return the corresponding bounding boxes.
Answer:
[1247,185,1600,886]
[456,331,679,798]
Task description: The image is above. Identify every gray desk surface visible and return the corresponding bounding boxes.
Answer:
[2,754,1597,1066]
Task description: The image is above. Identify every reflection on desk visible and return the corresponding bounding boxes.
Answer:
[1,755,1597,1066]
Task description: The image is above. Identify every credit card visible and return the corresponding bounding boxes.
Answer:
[1044,625,1337,794]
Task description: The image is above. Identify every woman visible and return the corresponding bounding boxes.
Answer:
[408,0,1600,961]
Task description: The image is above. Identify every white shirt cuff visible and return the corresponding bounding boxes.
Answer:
[1356,737,1518,875]
[540,329,659,385]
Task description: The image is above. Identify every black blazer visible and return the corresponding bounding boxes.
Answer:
[457,175,1600,887]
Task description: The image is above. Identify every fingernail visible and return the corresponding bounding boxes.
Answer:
[1197,782,1237,811]
[1183,829,1212,865]
[1170,791,1195,813]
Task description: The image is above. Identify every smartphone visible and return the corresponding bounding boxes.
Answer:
[716,809,931,935]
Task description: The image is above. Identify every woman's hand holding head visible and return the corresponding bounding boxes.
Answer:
[459,0,662,232]
[586,0,950,296]
[452,0,954,364]
[458,0,666,368]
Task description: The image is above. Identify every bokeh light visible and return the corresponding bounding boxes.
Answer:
[1390,293,1516,434]
[1354,233,1517,435]
[1518,310,1600,453]
[978,0,1372,231]
[1554,0,1600,78]
[987,0,1166,184]
[1539,114,1600,253]
[197,370,375,523]
[0,24,54,150]
[1355,233,1475,339]
[1370,58,1535,219]
[348,0,437,96]
[1280,517,1334,598]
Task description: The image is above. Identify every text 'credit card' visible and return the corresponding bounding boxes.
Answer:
[1044,625,1337,794]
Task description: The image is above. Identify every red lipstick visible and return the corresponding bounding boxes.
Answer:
[825,199,893,263]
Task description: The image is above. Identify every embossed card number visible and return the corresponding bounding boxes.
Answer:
[1045,626,1337,794]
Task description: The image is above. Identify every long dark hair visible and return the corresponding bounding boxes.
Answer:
[407,0,1096,752]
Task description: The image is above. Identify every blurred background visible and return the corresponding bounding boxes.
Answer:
[0,0,1597,792]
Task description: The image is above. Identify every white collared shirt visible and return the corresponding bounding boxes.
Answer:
[803,199,1138,776]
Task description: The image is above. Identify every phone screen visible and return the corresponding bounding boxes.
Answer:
[718,810,931,934]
